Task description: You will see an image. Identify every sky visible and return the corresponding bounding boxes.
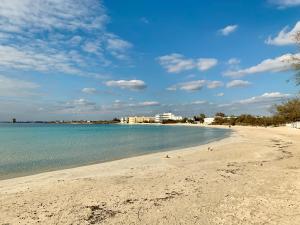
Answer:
[0,0,300,121]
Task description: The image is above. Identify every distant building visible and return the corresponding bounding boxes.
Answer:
[155,113,183,123]
[121,116,155,124]
[290,122,300,129]
[203,117,215,125]
[120,117,128,123]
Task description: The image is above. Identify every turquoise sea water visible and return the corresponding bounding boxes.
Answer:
[0,123,231,180]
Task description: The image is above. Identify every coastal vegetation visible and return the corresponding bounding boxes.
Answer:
[161,118,193,124]
[193,114,206,123]
[212,98,300,126]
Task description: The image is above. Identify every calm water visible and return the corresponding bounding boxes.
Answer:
[0,123,230,180]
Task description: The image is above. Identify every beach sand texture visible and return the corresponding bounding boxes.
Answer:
[1,126,300,225]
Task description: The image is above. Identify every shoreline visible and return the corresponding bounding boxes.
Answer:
[0,124,231,181]
[1,125,300,224]
[0,125,235,186]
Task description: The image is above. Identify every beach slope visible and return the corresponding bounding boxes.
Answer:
[1,126,300,224]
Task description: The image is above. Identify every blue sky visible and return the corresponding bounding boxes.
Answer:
[0,0,299,121]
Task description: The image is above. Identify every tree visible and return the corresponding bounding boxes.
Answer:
[210,99,300,126]
[181,117,189,123]
[112,118,120,122]
[275,98,300,122]
[199,113,206,119]
[194,113,206,123]
[215,112,226,117]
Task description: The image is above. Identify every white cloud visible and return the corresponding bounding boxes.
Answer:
[268,0,300,8]
[216,92,225,97]
[226,80,251,88]
[107,37,132,51]
[227,58,240,65]
[71,98,96,106]
[191,100,207,105]
[207,81,224,89]
[82,41,102,55]
[219,92,290,108]
[224,53,300,77]
[138,101,160,106]
[0,0,107,33]
[168,80,222,92]
[158,54,194,73]
[106,34,132,59]
[69,36,82,45]
[166,86,177,91]
[266,21,300,46]
[0,0,132,78]
[104,100,160,113]
[82,88,97,94]
[238,92,290,104]
[197,58,218,71]
[0,74,39,97]
[105,80,147,90]
[219,25,238,36]
[0,45,85,76]
[157,53,218,73]
[226,58,241,73]
[55,98,97,114]
[168,80,206,91]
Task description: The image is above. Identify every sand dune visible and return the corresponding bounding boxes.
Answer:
[1,126,300,225]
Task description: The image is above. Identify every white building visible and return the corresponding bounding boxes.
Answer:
[120,116,155,124]
[128,116,155,124]
[291,121,300,129]
[155,113,183,123]
[203,117,215,125]
[120,117,128,123]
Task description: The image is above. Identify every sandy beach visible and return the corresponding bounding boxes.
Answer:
[1,125,300,225]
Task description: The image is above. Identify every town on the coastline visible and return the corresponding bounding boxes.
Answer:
[8,112,215,125]
[122,110,300,129]
[8,110,300,129]
[120,112,209,124]
[7,99,300,129]
[119,112,216,125]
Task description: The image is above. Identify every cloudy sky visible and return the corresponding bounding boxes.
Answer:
[0,0,299,121]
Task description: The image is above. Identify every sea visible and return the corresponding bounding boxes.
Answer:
[0,123,231,180]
